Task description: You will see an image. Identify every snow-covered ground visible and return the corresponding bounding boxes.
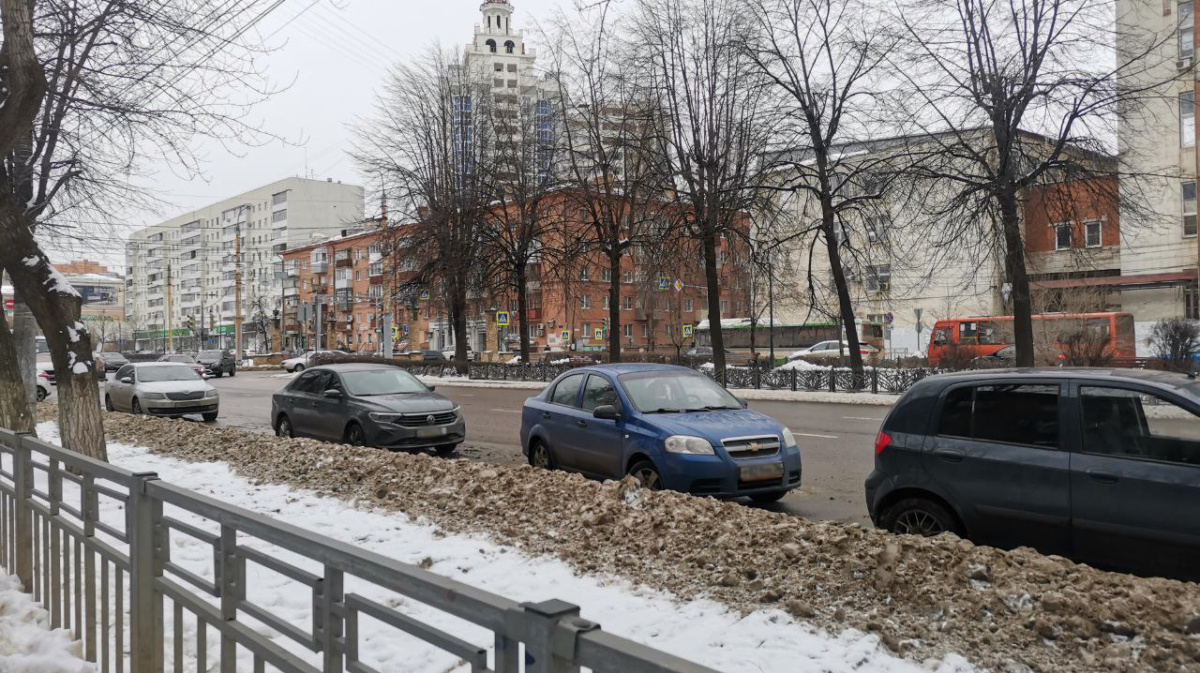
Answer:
[0,573,92,673]
[32,423,970,673]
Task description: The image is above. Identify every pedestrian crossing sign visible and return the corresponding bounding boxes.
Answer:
[561,330,571,342]
[683,325,694,337]
[496,311,510,326]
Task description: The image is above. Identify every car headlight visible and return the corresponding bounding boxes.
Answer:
[664,435,715,455]
[368,412,402,423]
[782,427,798,449]
[204,389,219,399]
[140,392,166,400]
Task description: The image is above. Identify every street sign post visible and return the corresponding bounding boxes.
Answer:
[673,280,684,292]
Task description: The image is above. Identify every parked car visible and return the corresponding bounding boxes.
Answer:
[197,349,237,377]
[420,350,447,363]
[281,350,348,373]
[271,363,464,454]
[441,348,474,361]
[104,363,219,421]
[866,368,1200,579]
[685,346,734,358]
[158,354,207,379]
[788,340,878,361]
[100,352,129,371]
[36,370,51,402]
[520,364,802,503]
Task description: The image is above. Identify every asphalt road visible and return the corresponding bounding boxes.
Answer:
[205,371,879,525]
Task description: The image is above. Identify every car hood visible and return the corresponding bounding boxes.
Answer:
[136,381,213,394]
[354,392,456,413]
[197,357,220,364]
[636,408,784,444]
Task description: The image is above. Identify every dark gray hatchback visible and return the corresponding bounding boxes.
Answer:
[866,368,1200,579]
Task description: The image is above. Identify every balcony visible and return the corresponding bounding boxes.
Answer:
[337,301,354,312]
[525,308,542,321]
[312,283,328,294]
[311,262,328,274]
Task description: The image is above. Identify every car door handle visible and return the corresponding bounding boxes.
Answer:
[1087,470,1119,485]
[935,449,965,463]
[576,420,587,428]
[542,412,552,420]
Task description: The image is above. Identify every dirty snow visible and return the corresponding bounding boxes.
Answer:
[35,422,972,673]
[0,574,92,673]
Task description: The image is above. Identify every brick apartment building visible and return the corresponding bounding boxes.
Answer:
[281,192,751,356]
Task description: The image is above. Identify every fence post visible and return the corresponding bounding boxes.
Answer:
[13,434,33,591]
[828,367,836,393]
[317,566,345,673]
[218,524,246,673]
[129,472,163,673]
[790,369,798,392]
[871,368,879,395]
[519,599,598,673]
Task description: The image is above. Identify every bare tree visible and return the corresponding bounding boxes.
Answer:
[352,47,496,370]
[634,0,776,383]
[544,1,672,362]
[891,0,1174,367]
[0,0,277,458]
[1150,319,1200,370]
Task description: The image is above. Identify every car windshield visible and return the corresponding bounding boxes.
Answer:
[619,371,742,413]
[340,369,427,396]
[138,365,200,383]
[198,351,222,359]
[163,355,195,363]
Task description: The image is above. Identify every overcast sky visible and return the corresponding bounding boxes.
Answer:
[59,0,563,268]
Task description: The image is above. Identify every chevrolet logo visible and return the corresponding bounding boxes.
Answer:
[747,442,763,452]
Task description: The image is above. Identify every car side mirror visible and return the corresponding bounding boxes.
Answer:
[323,389,343,399]
[737,397,749,409]
[427,385,436,392]
[120,377,132,384]
[593,405,620,421]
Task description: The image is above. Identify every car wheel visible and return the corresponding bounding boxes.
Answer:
[749,490,788,505]
[528,439,555,470]
[628,459,664,491]
[202,412,218,422]
[882,497,961,537]
[433,444,457,456]
[294,364,305,372]
[229,368,236,377]
[344,422,366,447]
[215,371,223,378]
[104,394,114,412]
[36,387,47,402]
[276,414,294,438]
[131,398,143,415]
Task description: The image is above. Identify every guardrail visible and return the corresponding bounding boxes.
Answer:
[0,428,719,673]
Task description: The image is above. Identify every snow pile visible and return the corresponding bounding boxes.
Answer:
[775,359,823,371]
[0,574,92,673]
[37,421,971,673]
[80,410,1200,673]
[505,355,522,364]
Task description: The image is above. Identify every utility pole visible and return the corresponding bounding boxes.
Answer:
[380,196,394,359]
[166,263,174,353]
[314,295,323,351]
[234,208,244,363]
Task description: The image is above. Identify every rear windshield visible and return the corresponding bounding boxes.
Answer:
[199,351,223,359]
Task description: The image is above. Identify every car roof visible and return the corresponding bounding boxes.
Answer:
[310,363,400,373]
[574,363,699,375]
[132,362,190,368]
[924,367,1200,397]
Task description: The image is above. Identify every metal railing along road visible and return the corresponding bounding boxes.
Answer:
[0,428,719,673]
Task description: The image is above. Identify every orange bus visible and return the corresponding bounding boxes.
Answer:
[927,312,1136,366]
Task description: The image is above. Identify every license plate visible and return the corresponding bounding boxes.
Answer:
[417,426,448,439]
[739,463,784,482]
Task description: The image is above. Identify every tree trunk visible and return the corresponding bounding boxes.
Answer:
[0,276,35,433]
[823,202,865,381]
[1000,187,1035,368]
[13,293,38,427]
[0,213,106,459]
[451,285,470,374]
[608,251,622,362]
[701,224,727,384]
[516,263,531,364]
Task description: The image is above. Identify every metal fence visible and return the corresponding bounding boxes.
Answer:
[0,428,718,673]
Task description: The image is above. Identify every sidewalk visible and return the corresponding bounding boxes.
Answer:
[417,376,899,406]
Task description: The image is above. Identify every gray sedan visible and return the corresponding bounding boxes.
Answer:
[271,363,465,454]
[105,363,220,421]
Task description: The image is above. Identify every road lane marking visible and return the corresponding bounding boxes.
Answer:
[842,416,883,422]
[491,409,522,414]
[792,431,838,439]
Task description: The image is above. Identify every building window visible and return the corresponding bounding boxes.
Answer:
[1185,181,1197,236]
[602,295,610,309]
[1055,223,1072,250]
[1182,1,1195,58]
[624,324,633,338]
[602,268,612,282]
[1085,220,1102,248]
[622,271,633,283]
[579,268,589,281]
[866,214,890,243]
[580,295,591,310]
[272,192,287,206]
[495,63,503,72]
[720,299,729,313]
[867,264,892,293]
[505,40,515,54]
[684,298,693,312]
[1182,91,1195,147]
[507,64,517,72]
[486,39,497,53]
[623,296,632,310]
[1188,285,1200,319]
[272,209,287,223]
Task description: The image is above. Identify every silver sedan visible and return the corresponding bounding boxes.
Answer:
[105,363,220,421]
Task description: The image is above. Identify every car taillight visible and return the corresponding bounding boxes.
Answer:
[874,431,892,455]
[37,372,49,380]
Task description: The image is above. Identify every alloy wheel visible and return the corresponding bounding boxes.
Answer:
[894,509,945,536]
[631,465,663,491]
[277,417,293,438]
[531,442,551,469]
[346,424,365,447]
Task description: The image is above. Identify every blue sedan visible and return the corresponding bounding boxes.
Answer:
[520,364,802,503]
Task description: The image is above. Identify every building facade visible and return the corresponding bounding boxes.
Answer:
[124,178,364,352]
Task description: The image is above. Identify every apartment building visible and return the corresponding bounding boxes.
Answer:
[1116,0,1200,331]
[125,177,364,352]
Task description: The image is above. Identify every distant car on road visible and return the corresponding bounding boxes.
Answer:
[197,349,237,377]
[788,340,878,361]
[420,350,447,362]
[281,350,348,373]
[271,363,464,454]
[521,364,802,504]
[100,352,129,371]
[105,363,219,421]
[866,368,1200,579]
[35,370,51,402]
[685,346,733,358]
[158,354,207,379]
